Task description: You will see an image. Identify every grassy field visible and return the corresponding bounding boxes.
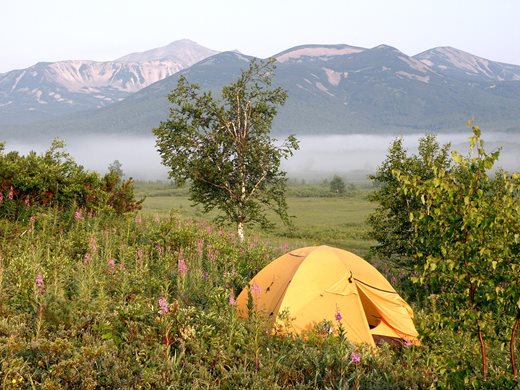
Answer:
[137,182,377,257]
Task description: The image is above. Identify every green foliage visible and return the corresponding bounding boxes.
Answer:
[0,140,143,219]
[154,59,299,240]
[390,125,520,380]
[368,134,452,265]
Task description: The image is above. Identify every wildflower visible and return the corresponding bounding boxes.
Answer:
[28,215,36,233]
[250,283,261,295]
[89,235,97,253]
[119,261,126,271]
[24,196,30,206]
[83,252,92,264]
[74,209,82,220]
[158,297,169,315]
[335,310,343,321]
[201,271,209,280]
[404,340,412,347]
[8,187,14,200]
[351,352,361,364]
[0,192,3,203]
[228,290,236,305]
[178,256,187,277]
[196,239,204,258]
[107,258,116,271]
[155,244,163,256]
[35,273,45,294]
[135,214,142,224]
[136,247,143,261]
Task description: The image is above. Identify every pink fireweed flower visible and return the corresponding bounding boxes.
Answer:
[74,209,82,220]
[351,352,361,364]
[89,235,97,253]
[83,252,92,264]
[8,187,14,200]
[178,257,187,277]
[24,196,30,206]
[158,297,169,315]
[35,273,45,294]
[404,340,412,347]
[0,192,3,203]
[335,311,343,321]
[196,239,204,258]
[228,290,236,305]
[28,215,36,233]
[107,258,116,271]
[250,283,261,295]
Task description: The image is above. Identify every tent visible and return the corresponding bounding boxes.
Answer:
[236,245,419,347]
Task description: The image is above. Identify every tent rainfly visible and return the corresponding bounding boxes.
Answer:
[236,245,419,347]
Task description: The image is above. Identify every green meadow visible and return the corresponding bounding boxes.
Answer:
[138,181,377,256]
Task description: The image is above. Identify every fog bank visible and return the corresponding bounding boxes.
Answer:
[3,132,520,181]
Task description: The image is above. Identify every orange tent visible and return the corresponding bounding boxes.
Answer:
[236,245,419,347]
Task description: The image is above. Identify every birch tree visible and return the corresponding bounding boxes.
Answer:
[153,59,298,242]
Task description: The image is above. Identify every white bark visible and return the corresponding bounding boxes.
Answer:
[237,221,245,242]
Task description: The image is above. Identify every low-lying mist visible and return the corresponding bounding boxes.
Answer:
[3,132,520,182]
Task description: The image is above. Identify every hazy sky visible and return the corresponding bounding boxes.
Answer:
[1,0,519,73]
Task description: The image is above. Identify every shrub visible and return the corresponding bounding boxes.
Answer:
[0,140,143,220]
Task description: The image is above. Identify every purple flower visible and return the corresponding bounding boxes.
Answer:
[404,340,412,347]
[178,257,187,277]
[335,311,343,321]
[158,297,169,315]
[228,290,236,305]
[250,283,261,295]
[89,235,97,253]
[35,273,45,294]
[107,258,116,271]
[351,352,361,364]
[196,239,204,258]
[83,252,92,264]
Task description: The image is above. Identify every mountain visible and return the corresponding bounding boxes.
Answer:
[0,40,218,125]
[3,43,520,140]
[116,39,218,66]
[414,47,520,82]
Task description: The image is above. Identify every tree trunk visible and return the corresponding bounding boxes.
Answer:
[477,324,487,381]
[510,308,520,377]
[237,221,245,243]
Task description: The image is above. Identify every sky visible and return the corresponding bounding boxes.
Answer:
[1,0,519,73]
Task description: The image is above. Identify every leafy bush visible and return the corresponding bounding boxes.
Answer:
[0,140,143,220]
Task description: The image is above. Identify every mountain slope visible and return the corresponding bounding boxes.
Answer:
[414,47,520,82]
[0,40,218,124]
[3,44,520,140]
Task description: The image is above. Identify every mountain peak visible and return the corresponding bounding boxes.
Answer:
[414,46,520,81]
[115,39,218,66]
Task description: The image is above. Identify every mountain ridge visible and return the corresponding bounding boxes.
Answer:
[2,42,520,139]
